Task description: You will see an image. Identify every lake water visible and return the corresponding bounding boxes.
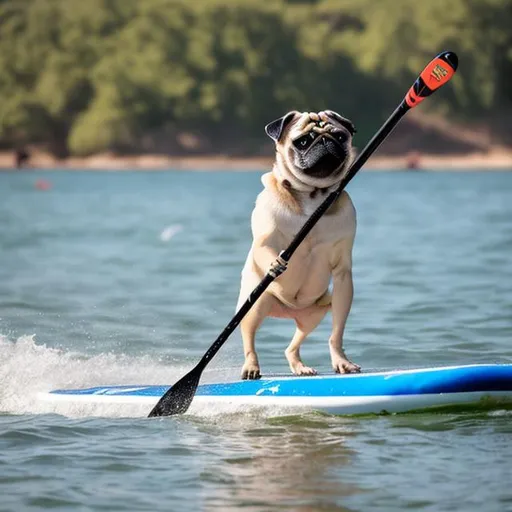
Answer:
[1,168,512,511]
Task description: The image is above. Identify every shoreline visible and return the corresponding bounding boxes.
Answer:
[1,150,512,171]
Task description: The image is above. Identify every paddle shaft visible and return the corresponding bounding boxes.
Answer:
[148,51,458,417]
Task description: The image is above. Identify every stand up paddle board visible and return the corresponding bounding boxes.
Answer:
[40,364,512,416]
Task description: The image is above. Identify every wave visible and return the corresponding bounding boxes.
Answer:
[0,334,239,419]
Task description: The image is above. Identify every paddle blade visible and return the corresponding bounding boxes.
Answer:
[405,51,458,108]
[148,366,202,417]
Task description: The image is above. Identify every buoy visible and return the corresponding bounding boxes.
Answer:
[35,180,51,191]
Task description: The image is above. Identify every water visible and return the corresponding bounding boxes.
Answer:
[1,169,512,511]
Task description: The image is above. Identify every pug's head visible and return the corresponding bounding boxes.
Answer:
[265,110,356,191]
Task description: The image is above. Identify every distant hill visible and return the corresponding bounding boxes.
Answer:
[0,0,510,158]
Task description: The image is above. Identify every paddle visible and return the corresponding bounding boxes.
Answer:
[148,50,459,417]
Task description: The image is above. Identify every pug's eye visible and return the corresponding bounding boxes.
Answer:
[293,133,315,150]
[335,131,348,143]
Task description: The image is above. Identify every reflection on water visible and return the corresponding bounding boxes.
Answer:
[195,414,363,511]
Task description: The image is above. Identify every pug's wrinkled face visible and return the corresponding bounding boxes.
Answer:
[265,110,356,189]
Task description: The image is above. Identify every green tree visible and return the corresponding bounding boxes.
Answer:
[0,0,510,156]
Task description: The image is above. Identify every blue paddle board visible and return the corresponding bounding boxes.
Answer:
[40,364,512,416]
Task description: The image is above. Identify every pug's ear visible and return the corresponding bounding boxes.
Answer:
[265,111,298,142]
[325,110,356,136]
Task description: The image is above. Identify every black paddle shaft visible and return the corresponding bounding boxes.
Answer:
[148,51,458,417]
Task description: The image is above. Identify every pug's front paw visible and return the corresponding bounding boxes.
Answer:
[241,355,261,380]
[331,355,361,374]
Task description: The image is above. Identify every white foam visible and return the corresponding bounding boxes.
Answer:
[0,333,236,419]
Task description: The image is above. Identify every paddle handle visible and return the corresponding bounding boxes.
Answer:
[405,51,458,107]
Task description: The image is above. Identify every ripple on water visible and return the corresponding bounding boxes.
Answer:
[1,170,512,511]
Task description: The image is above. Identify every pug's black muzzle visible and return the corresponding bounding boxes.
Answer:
[295,134,348,178]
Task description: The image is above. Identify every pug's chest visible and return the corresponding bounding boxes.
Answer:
[286,238,339,274]
[275,209,349,246]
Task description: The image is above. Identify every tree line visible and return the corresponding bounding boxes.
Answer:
[0,0,510,157]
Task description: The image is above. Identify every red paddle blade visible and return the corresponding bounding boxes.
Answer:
[405,51,458,108]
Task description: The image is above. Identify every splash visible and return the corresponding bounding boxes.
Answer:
[0,334,317,421]
[0,334,236,419]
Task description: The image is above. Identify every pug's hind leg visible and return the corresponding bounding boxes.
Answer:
[285,305,330,376]
[240,292,277,380]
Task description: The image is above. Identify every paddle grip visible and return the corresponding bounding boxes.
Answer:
[405,51,458,108]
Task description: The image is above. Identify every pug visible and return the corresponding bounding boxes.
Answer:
[237,110,361,380]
